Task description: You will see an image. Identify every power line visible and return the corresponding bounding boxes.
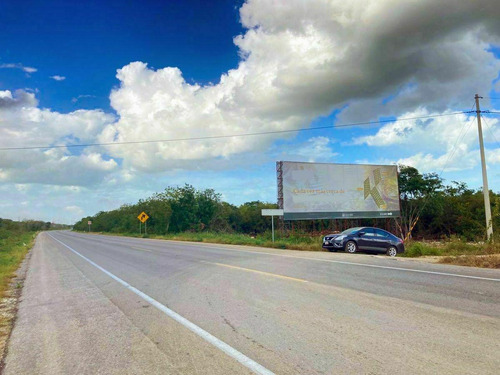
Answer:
[0,111,467,151]
[437,115,476,177]
[481,114,500,149]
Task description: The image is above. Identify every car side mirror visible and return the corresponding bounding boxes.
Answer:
[358,231,365,236]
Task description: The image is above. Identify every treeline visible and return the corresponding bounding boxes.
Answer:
[73,185,277,235]
[73,166,499,241]
[0,218,70,239]
[398,166,499,240]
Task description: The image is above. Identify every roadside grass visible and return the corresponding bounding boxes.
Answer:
[402,239,500,257]
[88,230,324,251]
[402,238,500,268]
[0,229,36,350]
[0,230,35,297]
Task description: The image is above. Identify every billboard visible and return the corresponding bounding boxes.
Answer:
[278,161,400,220]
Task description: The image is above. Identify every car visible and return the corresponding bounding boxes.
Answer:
[322,227,404,257]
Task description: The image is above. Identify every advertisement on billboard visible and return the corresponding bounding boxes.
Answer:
[278,161,400,220]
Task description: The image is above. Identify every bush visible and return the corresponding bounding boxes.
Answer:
[402,242,440,257]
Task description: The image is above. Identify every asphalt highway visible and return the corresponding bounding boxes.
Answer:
[4,231,500,374]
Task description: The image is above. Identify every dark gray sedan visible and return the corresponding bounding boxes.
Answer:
[322,227,405,257]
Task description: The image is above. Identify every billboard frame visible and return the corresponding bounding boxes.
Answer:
[277,161,400,221]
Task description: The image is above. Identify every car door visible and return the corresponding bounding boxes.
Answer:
[373,229,391,252]
[357,228,378,250]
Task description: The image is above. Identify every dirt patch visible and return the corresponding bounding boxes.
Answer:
[0,247,33,372]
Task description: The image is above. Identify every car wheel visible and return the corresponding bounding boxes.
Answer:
[345,241,357,253]
[387,246,397,257]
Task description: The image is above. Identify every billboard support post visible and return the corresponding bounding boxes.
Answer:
[271,215,275,242]
[276,162,284,233]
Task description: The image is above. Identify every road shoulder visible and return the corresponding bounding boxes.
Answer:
[3,233,251,375]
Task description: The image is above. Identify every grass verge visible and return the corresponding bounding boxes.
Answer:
[0,231,36,297]
[0,230,36,364]
[402,239,500,268]
[105,231,325,251]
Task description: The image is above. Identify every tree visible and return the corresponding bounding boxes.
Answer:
[397,165,443,240]
[238,201,277,234]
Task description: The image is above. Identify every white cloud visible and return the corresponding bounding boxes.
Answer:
[72,94,96,103]
[2,0,500,222]
[0,89,37,108]
[275,136,338,163]
[353,109,485,150]
[0,63,37,73]
[99,0,500,172]
[64,205,84,215]
[50,75,66,81]
[0,90,115,147]
[0,89,117,186]
[486,148,500,164]
[353,108,500,172]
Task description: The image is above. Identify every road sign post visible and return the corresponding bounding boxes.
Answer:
[88,220,92,232]
[261,209,284,242]
[137,212,149,235]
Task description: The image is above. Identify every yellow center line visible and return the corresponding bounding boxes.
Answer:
[202,261,308,283]
[130,247,153,253]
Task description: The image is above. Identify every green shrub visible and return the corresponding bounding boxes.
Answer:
[402,242,440,257]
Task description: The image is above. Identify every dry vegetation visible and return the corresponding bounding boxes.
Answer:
[438,254,500,268]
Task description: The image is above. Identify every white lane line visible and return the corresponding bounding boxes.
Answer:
[47,233,274,375]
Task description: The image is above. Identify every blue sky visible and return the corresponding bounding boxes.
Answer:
[0,0,244,112]
[1,0,499,224]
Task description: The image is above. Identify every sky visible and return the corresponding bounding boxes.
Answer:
[1,0,500,224]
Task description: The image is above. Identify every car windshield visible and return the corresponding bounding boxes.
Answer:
[340,227,363,235]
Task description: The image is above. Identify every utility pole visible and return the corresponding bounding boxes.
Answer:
[474,94,493,241]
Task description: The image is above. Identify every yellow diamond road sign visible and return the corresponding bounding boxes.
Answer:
[137,212,149,223]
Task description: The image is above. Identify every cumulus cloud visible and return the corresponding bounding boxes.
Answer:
[50,75,66,81]
[354,109,500,172]
[2,0,500,191]
[275,136,338,163]
[0,90,115,148]
[0,63,37,73]
[0,89,37,109]
[0,89,117,185]
[100,0,500,172]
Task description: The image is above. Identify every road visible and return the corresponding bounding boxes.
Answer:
[4,231,500,374]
